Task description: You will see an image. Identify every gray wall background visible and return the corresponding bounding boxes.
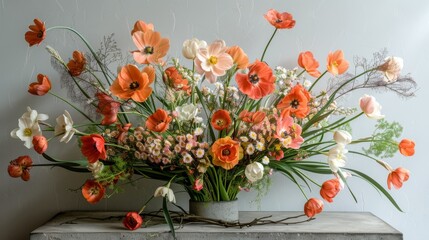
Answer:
[1,0,428,239]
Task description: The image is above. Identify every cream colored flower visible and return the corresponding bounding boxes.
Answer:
[245,162,264,183]
[10,107,47,149]
[54,110,76,143]
[154,186,176,203]
[377,56,403,83]
[333,130,352,145]
[182,38,207,59]
[176,103,199,121]
[328,144,348,172]
[262,156,270,165]
[359,94,385,120]
[246,144,255,155]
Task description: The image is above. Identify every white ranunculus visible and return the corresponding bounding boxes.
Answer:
[176,103,199,121]
[333,130,352,145]
[182,38,207,59]
[54,110,76,143]
[359,94,385,120]
[328,144,348,173]
[245,162,264,183]
[377,56,403,83]
[154,186,176,203]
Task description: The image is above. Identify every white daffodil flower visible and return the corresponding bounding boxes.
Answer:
[54,110,76,143]
[10,107,47,149]
[333,130,352,145]
[328,144,348,172]
[154,186,176,203]
[245,162,264,183]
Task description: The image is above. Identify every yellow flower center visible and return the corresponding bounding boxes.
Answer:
[332,61,339,67]
[209,56,218,65]
[24,128,32,137]
[216,119,225,126]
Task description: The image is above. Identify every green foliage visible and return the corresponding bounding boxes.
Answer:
[363,119,402,158]
[250,175,272,210]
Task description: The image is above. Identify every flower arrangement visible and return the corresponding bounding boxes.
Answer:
[10,8,416,232]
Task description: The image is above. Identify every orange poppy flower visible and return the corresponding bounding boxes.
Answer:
[298,51,321,78]
[277,84,312,119]
[387,167,410,190]
[81,134,107,163]
[132,30,170,64]
[398,139,415,156]
[131,20,154,35]
[210,137,243,170]
[264,9,296,29]
[81,179,105,204]
[236,60,276,100]
[327,50,349,76]
[211,109,232,131]
[110,64,153,102]
[164,66,191,93]
[123,212,143,230]
[32,135,48,154]
[304,198,324,218]
[28,74,51,96]
[96,92,121,125]
[320,178,341,203]
[146,109,172,133]
[67,51,86,76]
[226,46,249,70]
[25,18,46,47]
[239,110,266,125]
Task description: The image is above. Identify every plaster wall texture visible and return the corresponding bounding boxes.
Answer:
[0,0,427,239]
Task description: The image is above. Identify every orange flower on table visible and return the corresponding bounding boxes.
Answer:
[164,66,191,94]
[304,198,324,218]
[210,137,243,170]
[239,110,266,125]
[320,178,341,203]
[32,135,48,154]
[123,212,143,231]
[67,51,86,76]
[264,9,296,29]
[25,18,46,47]
[327,50,349,76]
[96,92,121,126]
[277,84,312,119]
[110,64,153,102]
[226,46,249,70]
[398,139,415,156]
[236,60,276,100]
[211,109,232,131]
[81,179,105,204]
[7,155,33,181]
[132,30,170,64]
[387,167,410,190]
[131,20,154,35]
[28,74,51,96]
[298,51,321,78]
[146,109,172,133]
[81,134,107,164]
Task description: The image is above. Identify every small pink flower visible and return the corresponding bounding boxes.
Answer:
[193,178,204,191]
[359,94,384,120]
[194,40,233,83]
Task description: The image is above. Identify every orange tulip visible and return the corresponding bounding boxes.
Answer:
[110,64,153,102]
[146,109,172,133]
[28,74,51,96]
[67,51,86,76]
[131,20,154,35]
[327,50,349,76]
[264,9,296,29]
[387,167,410,190]
[96,92,121,125]
[320,179,341,203]
[32,135,48,154]
[298,51,321,78]
[226,46,249,70]
[236,60,276,100]
[398,139,415,156]
[239,110,266,125]
[211,109,232,131]
[123,212,143,230]
[81,134,107,163]
[132,30,170,64]
[25,18,46,47]
[277,84,312,119]
[81,179,105,204]
[304,198,324,218]
[210,137,243,170]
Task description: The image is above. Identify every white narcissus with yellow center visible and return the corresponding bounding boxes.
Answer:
[245,162,264,183]
[10,107,48,149]
[54,110,76,143]
[328,144,348,173]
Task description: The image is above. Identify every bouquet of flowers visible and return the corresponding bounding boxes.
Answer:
[9,8,416,231]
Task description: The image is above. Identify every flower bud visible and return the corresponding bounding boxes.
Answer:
[359,94,384,120]
[320,179,341,203]
[33,135,48,154]
[398,139,415,156]
[182,38,207,59]
[304,198,324,218]
[333,130,352,145]
[245,162,264,183]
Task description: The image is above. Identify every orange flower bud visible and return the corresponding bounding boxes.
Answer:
[32,135,48,154]
[387,167,410,190]
[304,198,323,218]
[123,212,143,230]
[320,179,341,203]
[398,139,415,156]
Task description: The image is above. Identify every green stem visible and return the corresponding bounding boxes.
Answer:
[49,92,95,123]
[308,70,327,92]
[261,28,278,62]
